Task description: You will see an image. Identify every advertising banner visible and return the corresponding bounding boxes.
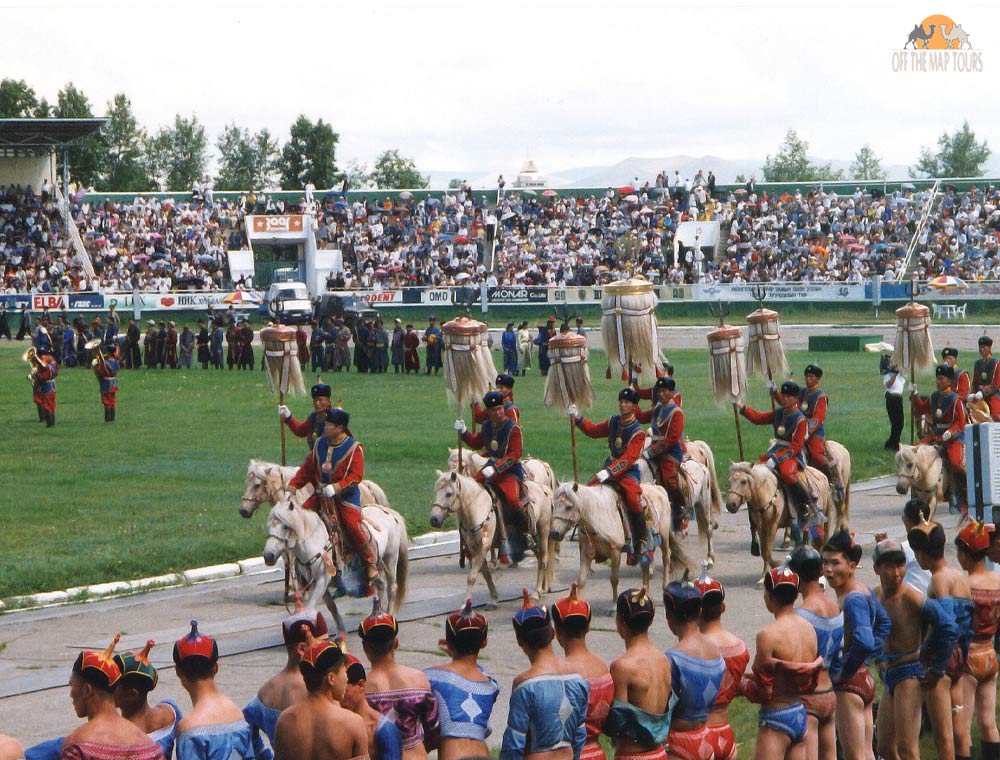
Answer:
[691,283,865,302]
[486,286,549,304]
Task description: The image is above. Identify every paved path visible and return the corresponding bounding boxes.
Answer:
[0,476,968,748]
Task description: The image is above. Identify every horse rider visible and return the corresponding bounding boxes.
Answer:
[970,336,1000,422]
[472,373,520,424]
[941,347,971,399]
[455,390,530,563]
[635,377,688,534]
[910,364,969,514]
[287,407,378,593]
[740,380,822,542]
[570,388,651,566]
[635,360,682,406]
[94,340,120,422]
[279,380,338,449]
[797,364,843,503]
[31,343,59,428]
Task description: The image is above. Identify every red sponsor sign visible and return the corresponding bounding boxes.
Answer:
[252,215,304,233]
[33,295,66,310]
[366,291,398,303]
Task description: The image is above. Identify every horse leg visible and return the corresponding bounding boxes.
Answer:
[609,552,622,614]
[577,534,594,593]
[533,526,547,599]
[757,509,780,588]
[483,562,500,609]
[323,591,347,641]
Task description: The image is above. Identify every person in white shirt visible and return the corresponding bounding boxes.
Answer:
[875,499,931,596]
[882,355,904,451]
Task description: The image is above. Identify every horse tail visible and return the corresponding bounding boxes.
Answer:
[704,453,723,519]
[668,530,690,579]
[393,519,409,614]
[693,467,711,544]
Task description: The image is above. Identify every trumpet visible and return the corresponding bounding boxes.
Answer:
[22,346,42,383]
[85,337,104,368]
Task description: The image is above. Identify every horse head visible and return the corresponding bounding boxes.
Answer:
[240,459,271,518]
[550,483,582,540]
[894,445,917,494]
[263,501,300,566]
[430,469,460,529]
[726,462,754,514]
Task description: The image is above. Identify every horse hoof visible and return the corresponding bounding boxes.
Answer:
[711,521,718,530]
[750,540,760,557]
[781,536,792,549]
[706,557,715,569]
[755,576,765,588]
[485,602,498,612]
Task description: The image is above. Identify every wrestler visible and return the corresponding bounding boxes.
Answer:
[173,621,255,759]
[0,736,22,760]
[501,591,589,760]
[244,602,329,755]
[822,530,890,760]
[342,654,403,760]
[605,588,672,760]
[552,584,613,760]
[788,546,841,760]
[873,539,957,760]
[274,637,368,760]
[695,564,749,760]
[910,520,975,760]
[113,641,182,759]
[63,635,164,760]
[955,521,1000,760]
[740,566,822,760]
[359,600,438,760]
[424,599,500,760]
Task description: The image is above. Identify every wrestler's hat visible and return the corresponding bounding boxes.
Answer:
[767,565,799,592]
[344,653,367,684]
[553,582,591,625]
[114,640,158,691]
[358,597,398,642]
[956,519,994,553]
[74,634,122,689]
[664,572,702,615]
[446,598,489,648]
[282,595,329,645]
[513,588,549,632]
[693,560,724,602]
[172,620,218,665]
[617,587,654,623]
[300,637,344,676]
[872,539,906,566]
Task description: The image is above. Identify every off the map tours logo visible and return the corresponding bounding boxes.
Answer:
[892,14,982,72]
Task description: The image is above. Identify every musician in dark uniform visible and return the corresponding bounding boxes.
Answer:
[471,373,520,424]
[226,321,240,369]
[143,320,157,368]
[288,408,377,592]
[125,318,142,369]
[970,336,1000,421]
[911,364,969,513]
[165,321,179,369]
[104,305,119,346]
[238,319,255,370]
[0,301,11,340]
[635,377,687,533]
[155,321,167,369]
[196,320,211,369]
[16,304,31,340]
[741,380,821,541]
[309,321,326,373]
[94,341,120,421]
[455,390,529,563]
[423,316,442,375]
[295,323,309,371]
[31,345,59,427]
[280,380,338,450]
[571,388,651,565]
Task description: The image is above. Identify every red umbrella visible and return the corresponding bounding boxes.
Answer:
[542,189,558,197]
[618,185,634,195]
[454,235,469,244]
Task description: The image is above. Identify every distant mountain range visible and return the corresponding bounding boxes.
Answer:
[424,154,1000,189]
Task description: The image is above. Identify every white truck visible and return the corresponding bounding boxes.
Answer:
[266,281,313,325]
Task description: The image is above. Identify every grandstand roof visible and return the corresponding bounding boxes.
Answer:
[0,118,107,148]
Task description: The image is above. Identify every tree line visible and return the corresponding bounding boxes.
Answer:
[749,125,991,184]
[0,78,430,192]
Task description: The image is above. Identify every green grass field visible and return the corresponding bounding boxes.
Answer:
[0,340,937,598]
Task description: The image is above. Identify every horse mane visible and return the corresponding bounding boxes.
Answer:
[730,461,754,476]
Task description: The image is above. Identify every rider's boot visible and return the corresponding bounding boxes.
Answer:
[789,479,823,541]
[628,510,650,566]
[954,471,969,516]
[667,487,689,534]
[360,541,379,596]
[820,461,844,504]
[621,511,638,566]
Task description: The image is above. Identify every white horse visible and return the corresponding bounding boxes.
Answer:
[726,462,836,586]
[262,498,409,639]
[549,482,688,604]
[823,440,852,530]
[239,459,390,518]
[636,457,720,567]
[429,470,555,608]
[894,444,951,517]
[448,448,558,492]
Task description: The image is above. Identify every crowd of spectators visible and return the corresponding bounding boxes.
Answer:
[3,174,1000,296]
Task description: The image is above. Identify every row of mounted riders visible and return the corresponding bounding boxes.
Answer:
[239,370,867,638]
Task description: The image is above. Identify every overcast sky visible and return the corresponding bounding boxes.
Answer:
[5,0,998,176]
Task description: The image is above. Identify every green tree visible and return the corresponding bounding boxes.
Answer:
[762,129,844,182]
[849,143,887,181]
[909,121,991,178]
[447,178,464,189]
[343,159,373,191]
[280,115,339,189]
[33,98,52,118]
[145,114,208,190]
[734,173,747,184]
[215,124,280,190]
[370,149,428,189]
[101,93,150,191]
[56,83,105,187]
[0,78,38,117]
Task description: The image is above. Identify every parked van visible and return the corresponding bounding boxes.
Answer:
[266,281,313,325]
